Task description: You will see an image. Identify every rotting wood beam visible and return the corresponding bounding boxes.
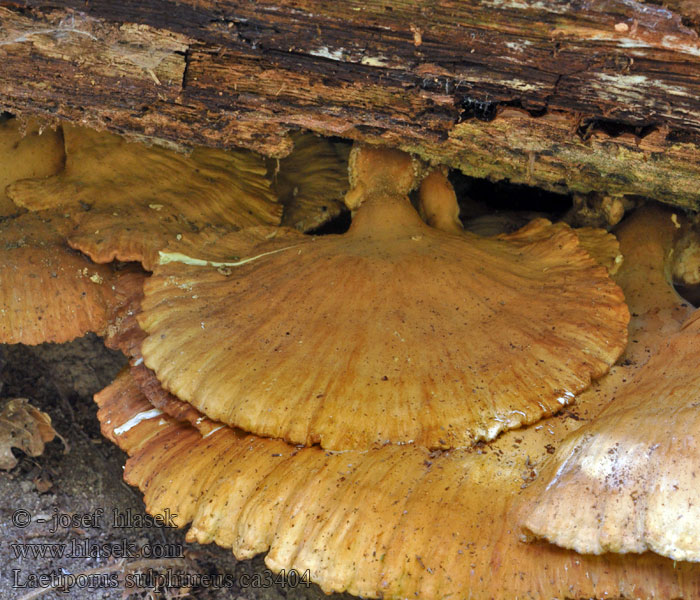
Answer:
[1,1,700,209]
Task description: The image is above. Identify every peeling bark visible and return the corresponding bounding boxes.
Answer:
[1,1,700,208]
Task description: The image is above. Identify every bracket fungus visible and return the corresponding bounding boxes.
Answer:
[137,144,629,450]
[87,150,700,598]
[95,374,700,599]
[0,120,687,598]
[7,125,281,270]
[519,208,700,563]
[93,206,699,598]
[0,211,121,344]
[516,206,698,563]
[520,309,700,562]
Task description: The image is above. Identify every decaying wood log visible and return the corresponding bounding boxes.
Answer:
[1,1,700,209]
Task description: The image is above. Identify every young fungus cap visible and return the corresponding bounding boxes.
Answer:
[0,211,119,344]
[520,308,700,562]
[417,167,464,234]
[7,124,281,270]
[344,144,423,209]
[0,117,65,217]
[138,146,629,450]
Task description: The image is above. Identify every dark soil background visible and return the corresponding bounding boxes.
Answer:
[0,335,349,600]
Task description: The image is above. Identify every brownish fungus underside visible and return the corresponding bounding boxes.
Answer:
[137,147,628,450]
[0,211,120,344]
[1,125,696,600]
[8,125,282,270]
[95,203,695,600]
[521,309,700,561]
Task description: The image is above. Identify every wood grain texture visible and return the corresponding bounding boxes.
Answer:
[1,1,700,207]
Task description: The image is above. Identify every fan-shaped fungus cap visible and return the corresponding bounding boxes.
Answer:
[95,369,169,455]
[96,359,700,600]
[520,309,700,561]
[274,133,350,232]
[518,206,700,561]
[138,145,628,450]
[0,212,119,344]
[131,363,223,439]
[0,117,64,217]
[96,208,697,598]
[7,125,281,270]
[574,226,623,274]
[103,269,149,358]
[468,216,623,274]
[515,205,695,561]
